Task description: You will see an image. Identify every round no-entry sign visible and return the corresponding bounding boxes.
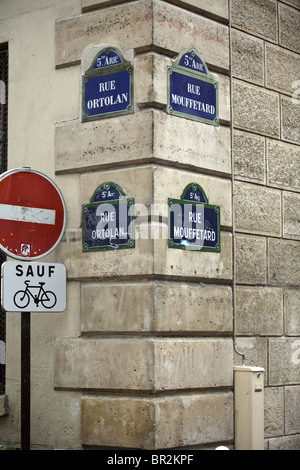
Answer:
[0,168,66,260]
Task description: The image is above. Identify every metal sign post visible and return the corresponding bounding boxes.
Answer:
[1,261,67,449]
[21,311,30,450]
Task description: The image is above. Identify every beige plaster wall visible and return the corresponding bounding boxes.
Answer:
[0,0,83,449]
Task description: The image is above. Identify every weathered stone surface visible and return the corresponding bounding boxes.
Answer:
[231,0,278,42]
[268,239,300,286]
[267,139,300,191]
[81,393,233,449]
[81,282,153,333]
[78,166,232,265]
[232,29,264,85]
[283,192,300,240]
[283,0,300,9]
[81,166,154,209]
[153,113,231,176]
[56,1,152,67]
[0,0,80,20]
[236,286,283,336]
[234,181,281,237]
[82,0,132,11]
[269,338,300,385]
[266,43,300,95]
[0,395,7,417]
[55,110,231,176]
[217,74,231,124]
[55,338,154,390]
[285,386,300,434]
[279,3,300,53]
[55,113,153,173]
[235,235,267,285]
[153,283,232,333]
[56,227,232,282]
[153,393,233,449]
[281,96,300,145]
[284,289,300,336]
[81,282,233,333]
[54,173,81,228]
[82,0,230,21]
[282,0,300,9]
[79,165,232,227]
[56,228,154,279]
[55,338,233,391]
[154,0,229,21]
[154,232,232,281]
[81,396,155,449]
[269,435,300,451]
[234,337,267,376]
[135,53,170,108]
[154,338,233,390]
[150,1,230,71]
[233,130,265,184]
[233,81,280,137]
[264,387,284,438]
[56,0,229,71]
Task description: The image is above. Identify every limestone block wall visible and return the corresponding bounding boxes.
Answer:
[231,0,300,450]
[54,0,233,449]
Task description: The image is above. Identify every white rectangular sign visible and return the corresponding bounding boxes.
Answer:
[0,203,56,225]
[1,262,66,312]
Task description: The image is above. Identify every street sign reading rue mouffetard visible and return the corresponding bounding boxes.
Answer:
[82,47,134,122]
[168,183,221,252]
[167,49,219,126]
[82,182,135,252]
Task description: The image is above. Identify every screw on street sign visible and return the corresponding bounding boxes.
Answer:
[82,47,134,122]
[1,262,67,312]
[82,182,135,252]
[167,49,219,126]
[0,168,66,260]
[168,183,221,252]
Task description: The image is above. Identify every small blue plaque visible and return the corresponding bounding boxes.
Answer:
[178,52,208,74]
[168,49,219,126]
[93,49,122,69]
[82,182,135,252]
[169,183,220,252]
[82,47,134,122]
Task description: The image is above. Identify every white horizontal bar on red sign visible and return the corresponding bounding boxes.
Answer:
[0,204,56,225]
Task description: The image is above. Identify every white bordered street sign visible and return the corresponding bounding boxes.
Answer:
[1,261,67,312]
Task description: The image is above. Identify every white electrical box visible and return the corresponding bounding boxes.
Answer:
[234,365,265,450]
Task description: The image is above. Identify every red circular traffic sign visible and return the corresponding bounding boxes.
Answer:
[0,168,66,260]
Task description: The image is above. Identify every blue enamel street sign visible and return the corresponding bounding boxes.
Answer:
[82,47,134,122]
[169,183,220,252]
[82,182,135,252]
[168,49,219,126]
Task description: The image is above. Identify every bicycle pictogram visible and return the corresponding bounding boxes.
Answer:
[13,280,57,309]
